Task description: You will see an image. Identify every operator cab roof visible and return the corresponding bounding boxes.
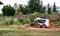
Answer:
[34,17,47,21]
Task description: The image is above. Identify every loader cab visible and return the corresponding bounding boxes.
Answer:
[34,17,50,28]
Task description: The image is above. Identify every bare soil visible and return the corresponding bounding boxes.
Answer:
[18,24,60,31]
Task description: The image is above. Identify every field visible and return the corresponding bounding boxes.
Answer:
[0,25,60,36]
[0,17,60,36]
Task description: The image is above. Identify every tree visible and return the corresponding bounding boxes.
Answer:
[2,5,15,16]
[53,2,57,12]
[48,7,51,14]
[47,3,52,14]
[19,4,23,12]
[28,0,45,13]
[22,6,30,15]
[19,5,30,15]
[19,0,45,15]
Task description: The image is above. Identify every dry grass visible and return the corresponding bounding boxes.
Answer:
[0,24,60,36]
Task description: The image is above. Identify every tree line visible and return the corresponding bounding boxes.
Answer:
[2,0,57,16]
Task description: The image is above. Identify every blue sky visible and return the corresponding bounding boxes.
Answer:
[0,0,60,13]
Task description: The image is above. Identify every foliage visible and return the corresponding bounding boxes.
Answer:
[50,18,60,27]
[57,21,60,27]
[19,5,30,15]
[18,18,23,24]
[13,18,20,25]
[22,6,30,15]
[20,12,24,16]
[53,2,57,12]
[19,0,45,14]
[0,13,3,16]
[18,18,31,24]
[29,12,39,18]
[4,17,14,26]
[28,0,45,13]
[2,5,15,16]
[50,18,60,22]
[48,7,52,14]
[0,17,22,26]
[19,4,23,12]
[0,18,4,26]
[39,6,46,13]
[28,0,40,12]
[52,12,58,14]
[33,20,39,27]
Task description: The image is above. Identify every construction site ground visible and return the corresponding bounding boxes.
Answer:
[18,24,60,31]
[0,24,60,36]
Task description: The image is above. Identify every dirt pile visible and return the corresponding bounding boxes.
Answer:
[18,24,60,31]
[18,24,34,30]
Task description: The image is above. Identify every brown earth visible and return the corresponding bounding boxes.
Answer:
[18,24,60,31]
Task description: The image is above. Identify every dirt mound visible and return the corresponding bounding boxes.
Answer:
[18,24,60,31]
[18,24,34,30]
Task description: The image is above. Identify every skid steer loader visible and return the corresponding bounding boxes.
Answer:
[31,17,50,28]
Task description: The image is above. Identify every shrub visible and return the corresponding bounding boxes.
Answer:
[33,20,39,27]
[18,18,31,24]
[57,21,60,27]
[18,18,23,24]
[0,14,3,16]
[14,18,20,25]
[4,17,14,26]
[50,18,60,22]
[0,18,4,26]
[29,12,39,18]
[2,5,15,16]
[50,18,60,27]
[23,18,31,24]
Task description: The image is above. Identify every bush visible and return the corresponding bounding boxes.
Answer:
[0,14,3,16]
[13,18,20,25]
[18,18,31,24]
[4,17,14,26]
[23,18,31,24]
[2,5,15,16]
[57,21,60,27]
[0,18,4,26]
[33,20,39,27]
[18,18,23,24]
[50,18,60,22]
[50,18,60,27]
[29,12,39,18]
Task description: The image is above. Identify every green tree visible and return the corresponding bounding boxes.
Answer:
[23,6,30,15]
[48,7,52,14]
[28,0,45,13]
[19,5,30,15]
[53,2,57,12]
[2,5,15,16]
[19,4,23,12]
[47,3,52,14]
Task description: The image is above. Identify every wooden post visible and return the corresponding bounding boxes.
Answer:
[17,7,21,17]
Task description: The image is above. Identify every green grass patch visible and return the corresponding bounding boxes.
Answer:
[0,29,60,36]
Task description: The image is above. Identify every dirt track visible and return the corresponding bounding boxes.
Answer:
[18,24,60,31]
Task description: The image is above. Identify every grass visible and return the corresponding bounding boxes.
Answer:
[0,25,60,36]
[0,28,60,36]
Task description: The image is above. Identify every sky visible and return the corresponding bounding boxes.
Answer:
[0,0,60,13]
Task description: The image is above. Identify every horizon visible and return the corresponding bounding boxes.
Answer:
[0,0,60,13]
